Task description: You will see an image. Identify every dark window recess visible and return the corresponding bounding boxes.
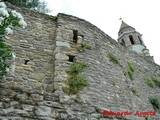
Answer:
[73,30,78,43]
[68,55,75,62]
[129,35,135,45]
[122,39,125,46]
[120,43,123,46]
[120,39,125,46]
[24,60,30,65]
[138,36,142,44]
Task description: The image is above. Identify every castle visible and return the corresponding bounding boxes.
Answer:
[0,4,160,120]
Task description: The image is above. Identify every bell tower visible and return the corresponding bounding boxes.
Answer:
[118,21,153,61]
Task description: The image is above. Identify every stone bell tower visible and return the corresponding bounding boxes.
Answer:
[118,21,154,61]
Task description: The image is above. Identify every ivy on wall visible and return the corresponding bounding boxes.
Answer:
[0,1,27,79]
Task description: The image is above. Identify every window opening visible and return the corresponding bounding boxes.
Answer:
[73,30,78,43]
[120,39,125,46]
[24,60,30,65]
[68,55,75,62]
[129,35,135,45]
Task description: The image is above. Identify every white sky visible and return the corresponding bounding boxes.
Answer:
[44,0,160,65]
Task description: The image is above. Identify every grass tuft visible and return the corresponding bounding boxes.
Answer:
[77,44,91,52]
[128,61,135,73]
[144,77,154,87]
[152,76,160,88]
[108,52,120,65]
[128,69,134,80]
[144,76,160,88]
[127,61,135,80]
[68,75,89,94]
[67,62,88,75]
[149,97,160,112]
[64,62,89,95]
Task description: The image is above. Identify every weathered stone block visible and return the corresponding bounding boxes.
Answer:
[55,53,69,60]
[44,49,53,55]
[34,82,43,88]
[0,102,3,108]
[37,117,55,120]
[5,81,17,88]
[77,36,83,43]
[35,106,52,117]
[60,29,73,41]
[54,82,63,91]
[16,93,28,102]
[29,73,45,81]
[44,101,63,108]
[31,94,43,101]
[56,41,70,48]
[59,95,70,103]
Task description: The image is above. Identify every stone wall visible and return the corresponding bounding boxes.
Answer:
[0,5,57,120]
[54,13,160,120]
[0,5,160,120]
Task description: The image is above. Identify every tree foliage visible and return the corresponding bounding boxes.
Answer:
[0,1,27,79]
[4,0,51,13]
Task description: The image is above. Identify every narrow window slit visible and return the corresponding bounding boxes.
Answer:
[68,55,75,62]
[24,60,30,65]
[120,39,125,46]
[73,30,78,43]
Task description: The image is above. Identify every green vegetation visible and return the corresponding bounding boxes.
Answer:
[64,62,89,95]
[128,69,134,80]
[66,62,88,75]
[145,76,160,88]
[5,0,51,13]
[0,2,27,79]
[112,81,116,86]
[145,117,148,120]
[152,76,160,88]
[108,52,120,65]
[76,93,81,102]
[77,44,91,52]
[48,15,57,20]
[66,75,89,94]
[149,97,160,112]
[144,77,154,87]
[128,61,135,73]
[142,48,149,52]
[0,42,12,79]
[127,61,135,80]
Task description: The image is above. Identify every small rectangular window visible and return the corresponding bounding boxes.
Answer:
[73,30,78,43]
[68,55,75,62]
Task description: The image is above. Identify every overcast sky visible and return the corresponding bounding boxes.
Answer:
[44,0,160,65]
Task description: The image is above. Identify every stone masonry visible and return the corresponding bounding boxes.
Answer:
[0,4,160,120]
